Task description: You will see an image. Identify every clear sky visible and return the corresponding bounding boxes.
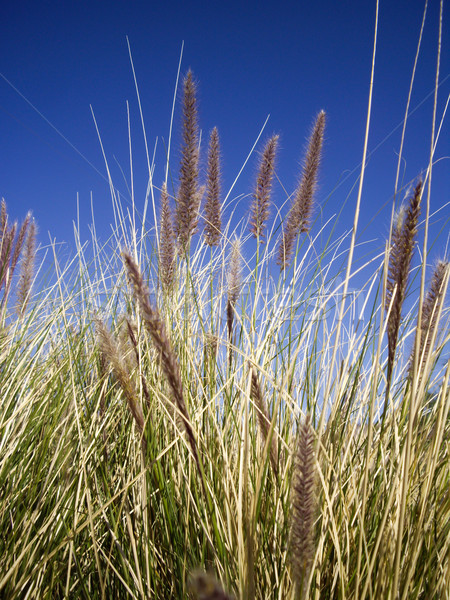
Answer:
[1,0,448,269]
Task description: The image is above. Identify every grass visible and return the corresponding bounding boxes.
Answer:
[1,6,449,599]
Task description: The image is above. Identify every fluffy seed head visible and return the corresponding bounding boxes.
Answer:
[176,69,200,251]
[16,218,37,316]
[409,260,449,379]
[277,111,325,269]
[159,183,176,291]
[96,319,146,444]
[122,250,203,479]
[249,134,279,240]
[290,415,317,595]
[385,180,422,385]
[204,127,222,247]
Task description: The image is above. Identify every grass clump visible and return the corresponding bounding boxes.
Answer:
[0,11,449,599]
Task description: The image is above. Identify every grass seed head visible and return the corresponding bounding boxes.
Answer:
[204,126,222,247]
[277,111,325,269]
[159,182,176,291]
[176,69,200,251]
[249,134,279,240]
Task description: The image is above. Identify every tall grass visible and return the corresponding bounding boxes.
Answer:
[1,7,449,599]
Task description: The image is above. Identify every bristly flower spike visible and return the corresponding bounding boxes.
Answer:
[204,126,222,247]
[226,238,242,368]
[249,134,279,241]
[159,182,176,292]
[16,217,37,316]
[385,180,422,400]
[277,111,325,269]
[409,260,449,380]
[176,69,200,252]
[289,415,317,599]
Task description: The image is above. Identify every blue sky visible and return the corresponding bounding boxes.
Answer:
[1,0,448,269]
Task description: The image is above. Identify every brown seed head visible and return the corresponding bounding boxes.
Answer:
[176,69,200,251]
[249,134,279,240]
[122,250,203,478]
[385,180,422,385]
[277,111,325,269]
[409,260,449,379]
[204,127,222,247]
[159,182,176,291]
[290,415,317,595]
[16,218,37,316]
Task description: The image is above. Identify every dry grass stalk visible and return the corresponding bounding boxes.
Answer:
[188,570,236,600]
[409,260,449,379]
[385,181,422,393]
[159,182,176,291]
[277,111,325,269]
[250,365,278,476]
[96,319,146,451]
[290,415,317,599]
[249,135,279,241]
[16,218,37,316]
[176,69,200,251]
[226,238,242,368]
[122,250,203,477]
[204,126,222,247]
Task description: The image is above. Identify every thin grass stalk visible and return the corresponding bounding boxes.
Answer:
[126,38,159,253]
[393,4,443,594]
[400,359,450,600]
[356,244,390,599]
[319,0,379,443]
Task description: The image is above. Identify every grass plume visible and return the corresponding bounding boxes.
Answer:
[16,217,37,316]
[0,200,33,314]
[289,415,317,600]
[409,259,449,380]
[204,126,222,247]
[249,134,279,241]
[226,237,242,369]
[277,110,325,269]
[159,182,176,292]
[176,69,200,251]
[96,319,146,451]
[121,249,203,480]
[385,180,422,408]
